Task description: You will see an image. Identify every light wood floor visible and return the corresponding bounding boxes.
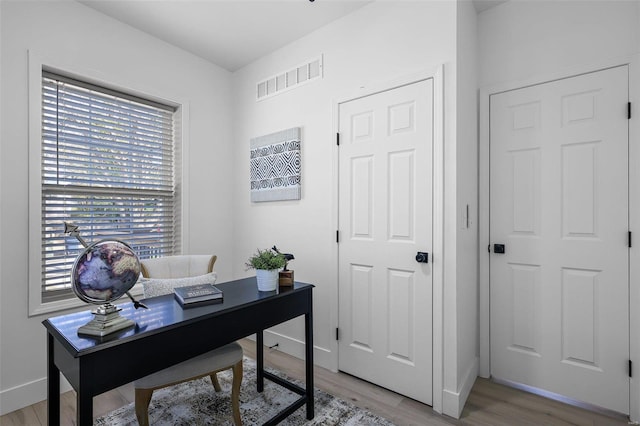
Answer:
[1,338,629,425]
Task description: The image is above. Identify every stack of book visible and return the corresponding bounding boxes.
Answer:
[174,283,223,308]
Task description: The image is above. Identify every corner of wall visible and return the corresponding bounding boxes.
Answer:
[442,356,479,418]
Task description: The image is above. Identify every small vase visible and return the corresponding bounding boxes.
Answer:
[256,269,279,291]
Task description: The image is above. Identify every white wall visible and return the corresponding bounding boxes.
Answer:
[478,0,640,420]
[0,0,233,414]
[442,0,479,418]
[231,0,477,417]
[479,0,640,87]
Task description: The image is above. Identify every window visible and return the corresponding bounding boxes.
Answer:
[39,71,180,303]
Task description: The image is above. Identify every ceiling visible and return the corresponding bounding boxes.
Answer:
[473,0,507,13]
[79,0,372,71]
[79,0,507,72]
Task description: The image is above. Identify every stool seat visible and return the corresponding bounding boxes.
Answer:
[135,342,243,389]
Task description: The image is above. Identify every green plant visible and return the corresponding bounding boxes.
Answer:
[245,248,286,271]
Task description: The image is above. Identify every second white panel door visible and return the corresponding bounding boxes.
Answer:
[490,66,629,414]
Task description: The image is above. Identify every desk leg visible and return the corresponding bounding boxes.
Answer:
[256,330,264,392]
[305,307,314,420]
[76,384,93,425]
[47,333,60,426]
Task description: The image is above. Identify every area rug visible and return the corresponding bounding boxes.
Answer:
[95,356,396,425]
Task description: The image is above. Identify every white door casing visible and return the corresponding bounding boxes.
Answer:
[337,79,433,404]
[489,66,629,414]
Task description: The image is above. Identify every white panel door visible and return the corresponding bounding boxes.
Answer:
[490,66,629,414]
[338,79,433,404]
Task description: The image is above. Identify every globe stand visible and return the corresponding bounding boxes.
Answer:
[77,302,135,337]
[64,222,148,338]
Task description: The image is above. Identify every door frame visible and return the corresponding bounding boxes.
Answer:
[479,55,640,421]
[331,64,445,413]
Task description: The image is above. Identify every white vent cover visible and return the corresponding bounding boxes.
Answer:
[257,55,323,101]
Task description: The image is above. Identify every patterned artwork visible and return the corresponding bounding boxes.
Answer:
[250,127,301,202]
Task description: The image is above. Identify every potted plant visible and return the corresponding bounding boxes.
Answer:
[245,248,286,291]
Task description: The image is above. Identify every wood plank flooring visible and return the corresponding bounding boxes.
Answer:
[1,338,629,425]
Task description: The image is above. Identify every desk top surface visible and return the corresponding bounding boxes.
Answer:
[43,278,313,356]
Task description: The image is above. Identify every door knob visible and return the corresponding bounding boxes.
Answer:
[415,252,429,263]
[493,244,506,254]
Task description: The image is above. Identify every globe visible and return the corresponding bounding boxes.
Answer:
[71,240,141,305]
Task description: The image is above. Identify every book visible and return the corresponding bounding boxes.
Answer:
[174,283,223,308]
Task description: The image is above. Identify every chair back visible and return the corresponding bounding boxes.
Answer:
[140,255,217,279]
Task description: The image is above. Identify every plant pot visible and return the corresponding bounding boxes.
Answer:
[256,269,279,291]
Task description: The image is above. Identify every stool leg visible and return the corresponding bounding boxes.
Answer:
[210,372,222,392]
[135,388,154,426]
[231,361,243,426]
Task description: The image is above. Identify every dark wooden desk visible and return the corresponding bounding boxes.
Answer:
[42,278,314,425]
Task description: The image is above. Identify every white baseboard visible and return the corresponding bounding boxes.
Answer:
[442,356,479,419]
[247,330,333,370]
[0,374,72,416]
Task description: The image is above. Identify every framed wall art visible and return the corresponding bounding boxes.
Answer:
[250,127,301,202]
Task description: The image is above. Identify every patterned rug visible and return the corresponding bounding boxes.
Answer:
[95,357,395,425]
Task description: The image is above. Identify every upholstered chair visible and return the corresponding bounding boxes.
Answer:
[134,255,243,426]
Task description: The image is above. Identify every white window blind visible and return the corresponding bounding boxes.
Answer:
[41,71,179,302]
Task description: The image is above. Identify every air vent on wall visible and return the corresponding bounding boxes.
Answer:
[257,55,323,101]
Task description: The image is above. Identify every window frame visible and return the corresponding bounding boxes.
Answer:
[28,51,189,316]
